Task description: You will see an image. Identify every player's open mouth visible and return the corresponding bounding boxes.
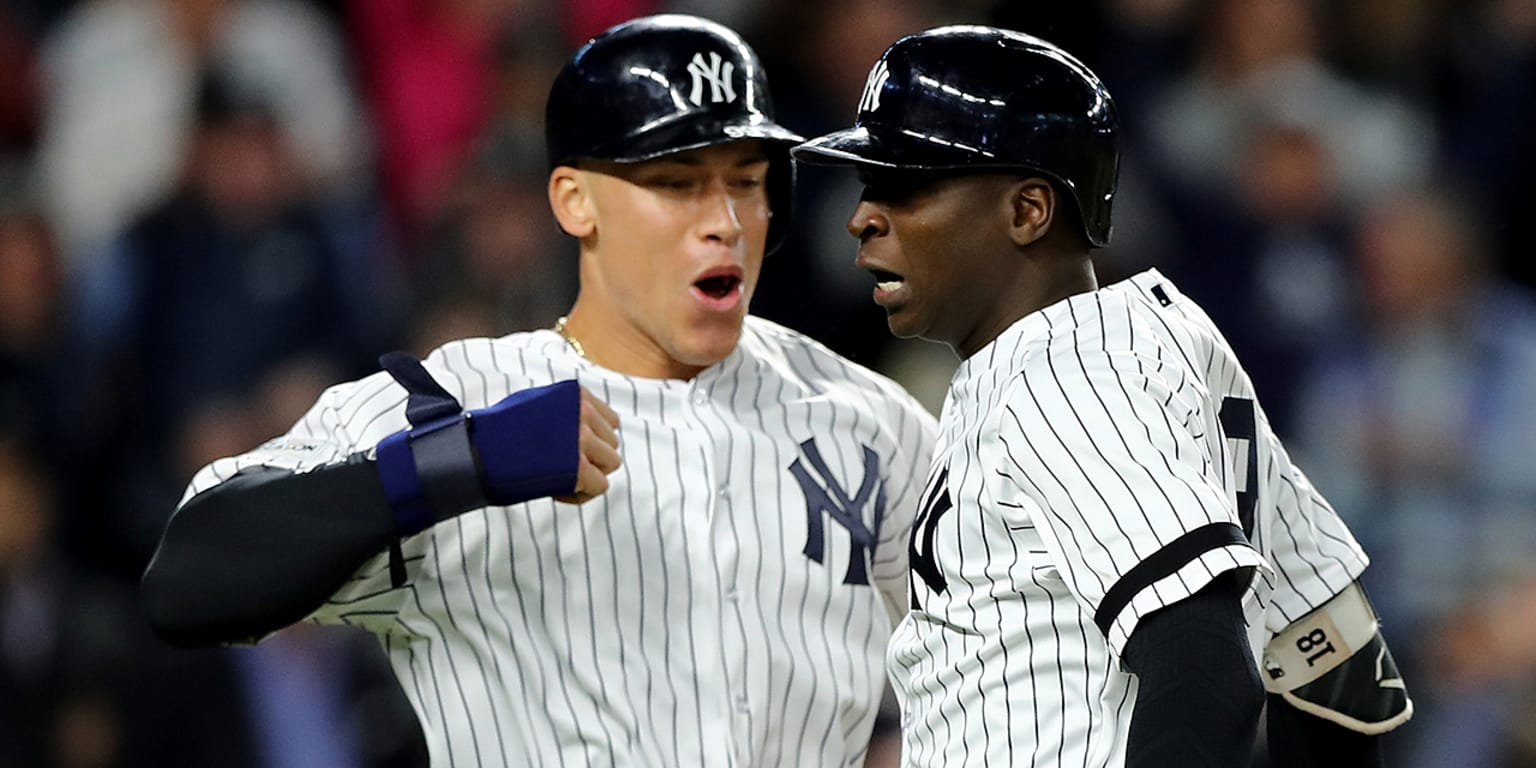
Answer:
[691,268,746,311]
[695,275,742,299]
[869,268,906,293]
[867,267,909,307]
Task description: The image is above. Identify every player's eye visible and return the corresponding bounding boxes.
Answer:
[729,175,766,192]
[860,180,920,204]
[648,178,698,191]
[859,171,951,205]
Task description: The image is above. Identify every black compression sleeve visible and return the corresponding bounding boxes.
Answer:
[141,456,399,647]
[1266,693,1384,767]
[1122,572,1265,768]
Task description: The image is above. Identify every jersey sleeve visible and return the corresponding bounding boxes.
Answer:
[996,348,1268,655]
[872,394,940,623]
[176,368,430,634]
[1260,439,1370,632]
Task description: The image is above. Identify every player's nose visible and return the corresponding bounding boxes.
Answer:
[846,200,888,243]
[699,182,744,246]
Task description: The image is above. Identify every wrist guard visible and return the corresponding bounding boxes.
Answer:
[1262,582,1413,734]
[374,351,580,534]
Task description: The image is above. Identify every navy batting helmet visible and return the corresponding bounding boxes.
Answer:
[546,14,804,252]
[792,26,1120,247]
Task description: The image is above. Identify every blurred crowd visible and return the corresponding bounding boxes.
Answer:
[1,0,1534,766]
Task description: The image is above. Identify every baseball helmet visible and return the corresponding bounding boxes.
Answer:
[792,26,1120,247]
[546,14,804,253]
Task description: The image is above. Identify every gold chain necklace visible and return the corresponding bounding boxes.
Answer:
[552,316,586,358]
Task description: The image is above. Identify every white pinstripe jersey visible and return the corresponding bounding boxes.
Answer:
[179,316,938,768]
[889,269,1369,767]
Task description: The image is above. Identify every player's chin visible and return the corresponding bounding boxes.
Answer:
[678,319,745,366]
[883,305,927,340]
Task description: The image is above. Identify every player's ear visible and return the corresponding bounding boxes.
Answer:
[1008,177,1055,248]
[549,166,596,238]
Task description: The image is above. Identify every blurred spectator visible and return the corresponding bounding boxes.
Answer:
[1144,0,1435,210]
[1429,0,1536,291]
[1045,0,1198,128]
[77,69,385,569]
[1294,186,1536,767]
[0,0,85,37]
[348,0,564,246]
[0,436,135,768]
[34,0,369,272]
[751,0,945,367]
[1323,0,1450,89]
[408,135,575,355]
[0,206,69,442]
[0,6,40,157]
[0,4,1529,765]
[1127,0,1436,431]
[0,202,104,562]
[384,13,577,353]
[2,427,424,768]
[1417,571,1536,768]
[1153,110,1354,433]
[0,433,241,768]
[219,624,429,768]
[1297,186,1536,629]
[478,21,564,178]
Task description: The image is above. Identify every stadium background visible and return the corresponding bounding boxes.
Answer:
[1,0,1534,765]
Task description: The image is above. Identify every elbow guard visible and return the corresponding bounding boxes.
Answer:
[1262,582,1414,734]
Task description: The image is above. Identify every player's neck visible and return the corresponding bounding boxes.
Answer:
[1033,256,1098,310]
[956,256,1097,359]
[558,302,709,381]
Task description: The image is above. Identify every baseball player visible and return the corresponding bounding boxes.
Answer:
[794,27,1413,767]
[142,15,937,767]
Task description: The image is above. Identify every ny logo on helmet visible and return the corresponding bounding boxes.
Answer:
[789,438,886,586]
[687,51,736,106]
[858,60,889,114]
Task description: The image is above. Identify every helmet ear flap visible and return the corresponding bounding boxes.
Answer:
[764,145,795,255]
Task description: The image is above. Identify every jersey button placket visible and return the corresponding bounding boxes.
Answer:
[713,482,750,740]
[732,692,752,765]
[720,486,739,602]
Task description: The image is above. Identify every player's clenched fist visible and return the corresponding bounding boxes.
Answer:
[555,388,622,504]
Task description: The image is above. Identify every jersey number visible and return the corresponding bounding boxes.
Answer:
[1296,627,1338,666]
[1218,396,1258,538]
[909,467,952,609]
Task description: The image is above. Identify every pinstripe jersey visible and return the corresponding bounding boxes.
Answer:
[178,315,938,768]
[889,269,1369,767]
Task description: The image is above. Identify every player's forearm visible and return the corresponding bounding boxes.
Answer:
[141,455,402,646]
[1122,573,1264,768]
[1266,693,1384,766]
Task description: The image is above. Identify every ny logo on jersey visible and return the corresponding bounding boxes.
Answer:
[908,465,953,608]
[789,439,885,586]
[858,59,890,114]
[687,51,737,106]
